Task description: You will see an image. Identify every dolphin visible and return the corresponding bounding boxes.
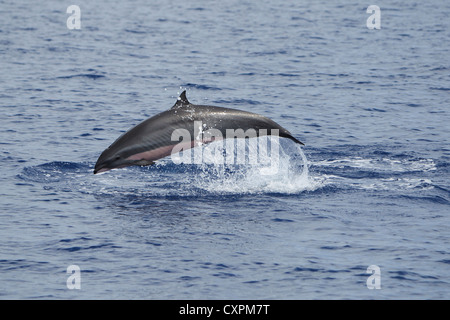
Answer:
[94,91,303,174]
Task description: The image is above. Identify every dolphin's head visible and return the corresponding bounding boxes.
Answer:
[93,147,134,174]
[94,147,156,173]
[94,129,158,174]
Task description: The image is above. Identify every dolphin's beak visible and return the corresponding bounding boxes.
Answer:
[94,155,136,174]
[93,166,111,174]
[94,155,113,174]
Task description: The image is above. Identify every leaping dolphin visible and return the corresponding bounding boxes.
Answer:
[94,91,303,174]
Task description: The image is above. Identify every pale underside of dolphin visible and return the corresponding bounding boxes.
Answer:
[94,91,303,174]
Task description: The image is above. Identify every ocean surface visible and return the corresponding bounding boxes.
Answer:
[1,0,449,299]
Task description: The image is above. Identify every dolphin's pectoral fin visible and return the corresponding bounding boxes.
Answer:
[171,90,190,108]
[134,159,155,166]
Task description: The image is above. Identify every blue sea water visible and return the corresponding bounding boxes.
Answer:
[0,0,449,299]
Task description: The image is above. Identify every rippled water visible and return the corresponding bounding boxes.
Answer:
[0,0,449,299]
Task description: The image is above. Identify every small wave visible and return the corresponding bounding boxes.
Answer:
[396,194,449,205]
[212,99,262,106]
[0,259,50,272]
[429,87,450,91]
[124,28,147,34]
[181,83,222,91]
[57,74,105,80]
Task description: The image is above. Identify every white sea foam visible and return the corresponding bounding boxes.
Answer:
[314,157,436,173]
[312,156,436,191]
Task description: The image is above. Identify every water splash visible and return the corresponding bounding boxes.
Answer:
[190,138,321,194]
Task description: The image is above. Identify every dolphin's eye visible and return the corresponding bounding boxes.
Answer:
[115,156,121,160]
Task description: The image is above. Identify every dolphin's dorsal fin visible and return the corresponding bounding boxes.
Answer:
[172,90,190,108]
